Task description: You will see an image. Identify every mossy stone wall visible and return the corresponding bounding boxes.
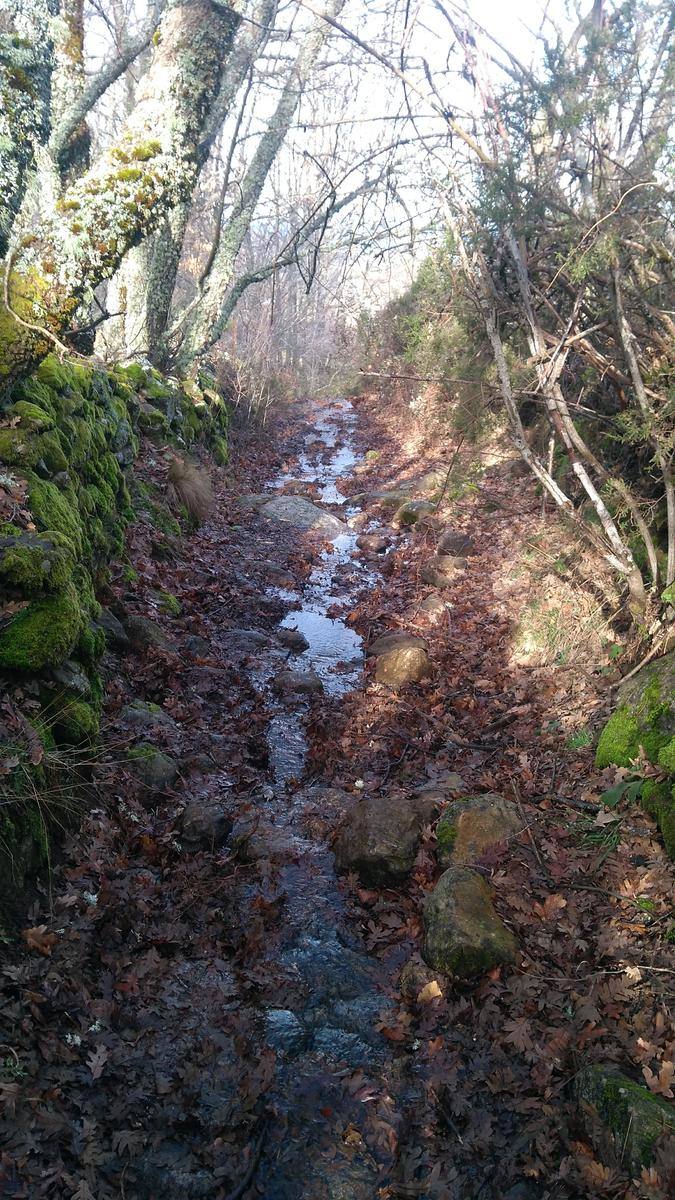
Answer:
[0,354,229,922]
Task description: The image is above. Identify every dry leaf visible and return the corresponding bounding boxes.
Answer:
[416,979,442,1003]
[22,925,57,957]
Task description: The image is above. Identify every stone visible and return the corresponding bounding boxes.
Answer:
[181,798,231,848]
[393,499,436,528]
[258,494,348,535]
[356,531,391,553]
[272,668,323,695]
[577,1065,675,1176]
[399,958,442,1002]
[50,660,92,698]
[422,867,518,978]
[96,606,130,650]
[435,794,522,867]
[404,594,448,623]
[126,744,178,791]
[420,555,467,588]
[120,699,177,731]
[367,631,427,658]
[220,627,270,658]
[277,627,310,653]
[333,789,441,885]
[184,634,212,657]
[438,528,475,556]
[265,1009,306,1056]
[124,613,173,652]
[374,640,432,688]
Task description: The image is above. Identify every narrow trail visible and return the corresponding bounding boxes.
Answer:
[2,393,674,1200]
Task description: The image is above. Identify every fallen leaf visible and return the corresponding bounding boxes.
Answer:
[22,925,57,957]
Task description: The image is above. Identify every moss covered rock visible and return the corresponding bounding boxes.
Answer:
[0,531,75,594]
[0,586,83,670]
[436,794,522,868]
[53,699,99,745]
[596,652,675,856]
[577,1065,675,1175]
[126,743,178,791]
[422,867,518,977]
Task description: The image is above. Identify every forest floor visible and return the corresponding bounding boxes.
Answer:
[1,388,674,1200]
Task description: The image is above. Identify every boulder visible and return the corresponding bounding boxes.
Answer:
[96,607,130,650]
[393,499,436,528]
[422,867,518,977]
[367,631,427,657]
[420,555,467,588]
[374,638,432,688]
[404,594,448,624]
[50,660,92,698]
[184,634,212,657]
[577,1065,675,1176]
[356,531,391,554]
[220,627,270,658]
[126,743,178,790]
[120,699,178,732]
[181,798,231,848]
[124,614,173,652]
[277,627,310,653]
[258,494,347,535]
[333,788,441,885]
[272,668,323,696]
[438,528,475,556]
[435,794,522,867]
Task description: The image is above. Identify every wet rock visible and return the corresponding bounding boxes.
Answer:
[132,1149,218,1198]
[184,633,212,657]
[258,494,348,535]
[399,958,442,1002]
[120,699,178,731]
[420,554,467,588]
[277,626,310,652]
[126,743,178,791]
[220,627,270,657]
[313,1026,373,1064]
[438,528,475,556]
[393,499,436,528]
[356,531,391,553]
[374,638,432,688]
[124,613,173,652]
[422,867,518,977]
[282,933,376,1003]
[273,668,323,695]
[334,789,440,884]
[436,793,522,867]
[577,1065,675,1175]
[96,606,130,650]
[266,1009,306,1056]
[181,798,231,848]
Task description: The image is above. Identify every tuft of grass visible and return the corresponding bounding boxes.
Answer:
[167,457,213,524]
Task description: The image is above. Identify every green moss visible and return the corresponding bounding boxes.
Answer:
[12,378,56,417]
[577,1065,675,1174]
[6,400,54,429]
[435,814,459,854]
[640,780,675,859]
[657,737,675,772]
[36,355,73,392]
[131,140,162,160]
[137,405,169,436]
[0,425,42,467]
[28,479,84,556]
[120,363,147,389]
[53,700,98,745]
[116,166,143,182]
[596,706,641,768]
[0,586,82,670]
[39,431,68,473]
[0,532,74,594]
[212,434,229,465]
[156,590,181,616]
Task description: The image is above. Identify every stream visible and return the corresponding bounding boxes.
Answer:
[246,399,400,1197]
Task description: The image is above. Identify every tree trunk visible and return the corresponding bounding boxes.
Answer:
[175,0,346,370]
[0,0,243,395]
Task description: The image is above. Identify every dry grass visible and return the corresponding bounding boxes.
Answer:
[167,456,214,524]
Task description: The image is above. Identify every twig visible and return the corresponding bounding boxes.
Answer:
[433,436,466,512]
[223,1118,268,1200]
[511,781,545,870]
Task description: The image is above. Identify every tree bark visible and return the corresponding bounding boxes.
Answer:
[175,0,346,369]
[0,0,243,395]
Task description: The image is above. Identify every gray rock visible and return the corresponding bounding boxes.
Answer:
[124,614,173,652]
[423,867,518,978]
[96,607,130,650]
[50,660,92,697]
[120,699,177,731]
[181,798,231,848]
[420,554,467,588]
[404,594,448,623]
[312,1027,373,1064]
[356,531,391,553]
[393,499,436,527]
[220,628,270,658]
[334,789,441,885]
[272,668,323,695]
[277,627,310,653]
[184,634,212,657]
[367,631,427,658]
[374,641,432,688]
[126,743,178,791]
[258,494,348,535]
[266,1009,306,1056]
